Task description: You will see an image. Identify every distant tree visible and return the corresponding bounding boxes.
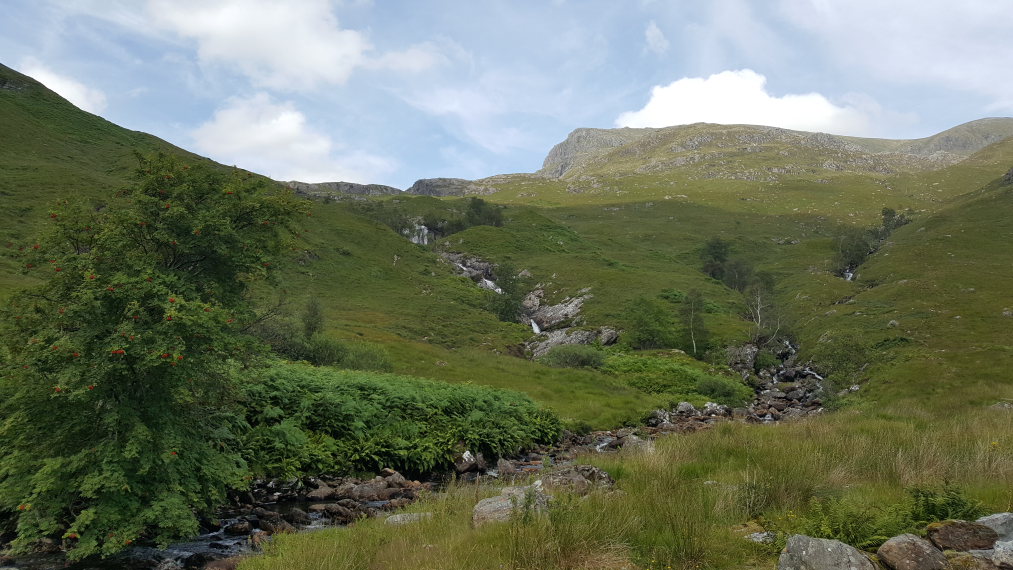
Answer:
[722,258,756,292]
[0,153,304,559]
[488,262,528,322]
[744,271,778,338]
[700,237,731,280]
[465,197,504,227]
[834,227,874,274]
[302,297,324,339]
[625,296,676,350]
[678,289,711,357]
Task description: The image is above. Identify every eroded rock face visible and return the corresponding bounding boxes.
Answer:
[777,534,875,570]
[524,288,592,330]
[406,177,496,196]
[877,533,947,570]
[979,513,1013,542]
[525,326,618,358]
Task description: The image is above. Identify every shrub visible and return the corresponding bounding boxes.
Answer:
[240,363,562,477]
[695,376,753,406]
[539,344,606,369]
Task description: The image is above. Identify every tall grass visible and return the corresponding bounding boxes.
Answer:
[239,405,1013,570]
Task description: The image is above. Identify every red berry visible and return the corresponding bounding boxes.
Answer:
[33,244,40,249]
[169,297,175,303]
[73,353,80,357]
[55,267,62,272]
[170,451,177,455]
[161,353,170,358]
[87,385,94,390]
[177,355,184,360]
[52,345,59,350]
[166,316,173,321]
[165,203,171,209]
[89,274,96,279]
[50,213,57,218]
[54,386,62,392]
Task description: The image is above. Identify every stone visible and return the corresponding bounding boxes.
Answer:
[384,512,433,525]
[323,504,356,524]
[351,480,389,502]
[223,520,251,535]
[496,458,518,476]
[453,449,486,473]
[927,520,998,551]
[541,465,615,495]
[676,401,697,415]
[306,483,334,501]
[472,483,550,527]
[777,534,875,570]
[993,540,1013,568]
[259,519,295,535]
[876,533,947,570]
[283,507,312,526]
[384,472,408,487]
[979,514,1013,542]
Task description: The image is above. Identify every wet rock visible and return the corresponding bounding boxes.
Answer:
[979,514,1013,541]
[927,520,998,551]
[877,533,947,570]
[496,458,518,477]
[259,519,295,535]
[351,480,390,502]
[778,534,875,570]
[224,521,252,536]
[385,512,433,525]
[472,482,550,527]
[306,483,334,501]
[385,472,408,487]
[283,508,312,526]
[454,449,487,473]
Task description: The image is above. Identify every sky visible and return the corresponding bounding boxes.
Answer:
[2,1,1012,189]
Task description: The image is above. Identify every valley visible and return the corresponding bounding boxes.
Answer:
[2,61,1013,569]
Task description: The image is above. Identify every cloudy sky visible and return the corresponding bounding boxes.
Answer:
[2,1,1012,188]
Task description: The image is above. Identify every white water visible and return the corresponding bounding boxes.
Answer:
[530,319,541,334]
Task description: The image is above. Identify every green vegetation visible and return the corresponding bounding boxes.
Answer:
[241,363,561,478]
[537,344,606,369]
[0,153,305,559]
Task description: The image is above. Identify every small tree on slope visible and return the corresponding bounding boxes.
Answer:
[0,154,304,559]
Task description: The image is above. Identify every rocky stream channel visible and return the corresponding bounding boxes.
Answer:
[0,336,833,570]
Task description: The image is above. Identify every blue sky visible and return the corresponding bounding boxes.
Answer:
[2,1,1012,188]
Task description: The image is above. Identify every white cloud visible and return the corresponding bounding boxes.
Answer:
[777,0,1013,111]
[146,0,442,91]
[192,92,395,183]
[18,58,108,114]
[615,69,874,135]
[644,21,669,55]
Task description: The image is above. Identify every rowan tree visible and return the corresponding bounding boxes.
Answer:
[0,153,305,559]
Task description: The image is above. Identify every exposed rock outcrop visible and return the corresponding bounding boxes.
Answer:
[877,533,948,570]
[286,180,401,197]
[406,177,496,196]
[523,288,592,331]
[525,326,619,358]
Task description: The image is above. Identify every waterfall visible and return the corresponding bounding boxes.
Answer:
[530,319,541,334]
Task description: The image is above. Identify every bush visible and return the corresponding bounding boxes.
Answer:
[539,344,606,368]
[695,376,753,406]
[624,297,677,350]
[240,363,562,478]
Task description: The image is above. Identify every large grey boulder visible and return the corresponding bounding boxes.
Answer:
[979,514,1013,542]
[777,534,875,570]
[384,512,433,525]
[472,482,549,527]
[993,540,1013,568]
[877,533,947,570]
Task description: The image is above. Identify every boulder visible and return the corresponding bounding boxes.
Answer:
[384,512,433,525]
[877,533,947,570]
[979,514,1013,542]
[351,480,389,502]
[778,534,875,570]
[472,482,550,527]
[541,465,615,495]
[927,520,998,551]
[993,540,1013,568]
[454,449,486,473]
[306,483,334,501]
[496,458,518,477]
[282,507,312,526]
[223,520,251,536]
